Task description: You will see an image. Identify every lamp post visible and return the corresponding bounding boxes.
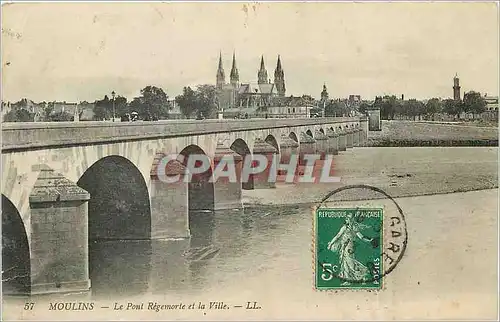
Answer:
[111,91,116,122]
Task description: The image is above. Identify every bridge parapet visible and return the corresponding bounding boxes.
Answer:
[2,117,360,152]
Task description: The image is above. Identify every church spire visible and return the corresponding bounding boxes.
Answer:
[258,55,268,84]
[230,51,239,86]
[216,51,225,90]
[276,55,283,71]
[274,55,286,96]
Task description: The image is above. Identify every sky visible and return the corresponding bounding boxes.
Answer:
[1,2,499,103]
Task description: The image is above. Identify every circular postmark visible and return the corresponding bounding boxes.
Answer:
[315,184,408,287]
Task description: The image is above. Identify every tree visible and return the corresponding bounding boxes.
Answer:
[393,99,403,119]
[93,95,129,120]
[136,85,171,120]
[113,96,128,118]
[380,95,398,120]
[42,103,54,121]
[325,100,349,117]
[414,99,425,120]
[49,111,73,122]
[402,99,425,120]
[463,91,486,115]
[176,86,198,118]
[195,84,217,119]
[359,102,370,115]
[442,99,463,118]
[3,109,34,122]
[175,85,218,119]
[424,98,442,120]
[93,95,111,120]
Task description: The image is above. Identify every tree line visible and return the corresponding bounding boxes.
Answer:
[93,86,172,121]
[359,91,488,120]
[3,84,220,122]
[3,100,77,122]
[3,85,489,123]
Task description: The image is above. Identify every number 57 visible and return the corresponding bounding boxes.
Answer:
[24,303,35,310]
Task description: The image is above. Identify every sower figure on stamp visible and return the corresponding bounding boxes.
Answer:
[327,213,377,285]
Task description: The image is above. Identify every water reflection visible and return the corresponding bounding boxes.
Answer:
[89,240,151,298]
[88,205,304,298]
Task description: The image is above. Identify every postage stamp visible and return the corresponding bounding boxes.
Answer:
[315,207,384,290]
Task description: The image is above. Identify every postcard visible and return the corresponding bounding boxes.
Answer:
[1,2,498,320]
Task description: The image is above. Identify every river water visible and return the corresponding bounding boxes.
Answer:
[85,189,497,321]
[2,147,498,320]
[88,206,304,299]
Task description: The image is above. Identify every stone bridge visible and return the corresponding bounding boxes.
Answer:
[1,117,368,295]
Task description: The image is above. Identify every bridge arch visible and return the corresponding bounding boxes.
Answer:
[2,194,30,294]
[289,132,299,143]
[306,129,314,137]
[230,138,253,190]
[230,138,251,156]
[179,144,215,212]
[77,155,151,240]
[264,134,280,154]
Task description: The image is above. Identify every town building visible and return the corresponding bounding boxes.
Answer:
[484,94,499,111]
[215,53,286,110]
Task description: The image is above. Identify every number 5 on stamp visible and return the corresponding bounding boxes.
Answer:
[315,207,383,290]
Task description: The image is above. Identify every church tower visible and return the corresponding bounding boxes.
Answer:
[230,51,239,88]
[321,83,329,102]
[453,73,461,101]
[258,55,268,84]
[216,51,225,90]
[274,55,286,97]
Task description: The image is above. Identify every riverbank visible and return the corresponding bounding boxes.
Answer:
[242,147,498,206]
[415,120,498,128]
[366,120,498,147]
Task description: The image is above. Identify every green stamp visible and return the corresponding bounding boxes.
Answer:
[315,207,383,290]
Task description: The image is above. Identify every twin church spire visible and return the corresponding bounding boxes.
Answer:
[274,55,285,95]
[216,52,286,97]
[230,52,239,85]
[257,55,268,84]
[216,51,226,90]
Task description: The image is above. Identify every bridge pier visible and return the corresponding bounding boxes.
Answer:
[367,107,382,131]
[150,154,190,239]
[353,127,360,147]
[299,132,316,165]
[28,165,91,294]
[360,116,369,146]
[326,129,339,155]
[337,129,347,151]
[314,130,329,160]
[252,138,278,189]
[346,127,354,149]
[213,143,243,210]
[278,135,299,183]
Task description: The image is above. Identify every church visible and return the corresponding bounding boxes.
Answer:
[215,53,286,110]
